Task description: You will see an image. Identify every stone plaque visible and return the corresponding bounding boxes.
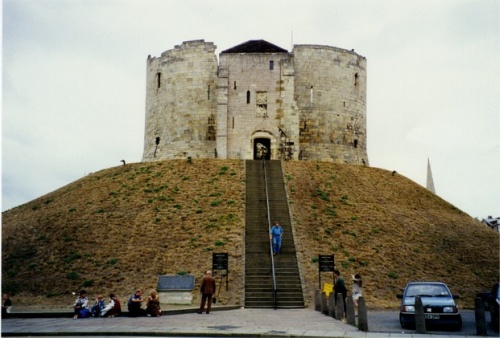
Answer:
[157,275,195,291]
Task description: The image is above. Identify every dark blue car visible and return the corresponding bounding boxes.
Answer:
[397,282,462,330]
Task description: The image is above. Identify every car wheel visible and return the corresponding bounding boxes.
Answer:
[452,316,462,331]
[493,312,499,331]
[399,315,409,329]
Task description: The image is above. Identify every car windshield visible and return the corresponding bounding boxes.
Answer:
[406,284,450,297]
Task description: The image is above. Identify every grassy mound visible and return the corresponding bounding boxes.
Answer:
[2,160,498,309]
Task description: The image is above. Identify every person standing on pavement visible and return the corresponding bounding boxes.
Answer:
[334,269,347,313]
[198,270,216,314]
[351,273,363,307]
[269,221,283,255]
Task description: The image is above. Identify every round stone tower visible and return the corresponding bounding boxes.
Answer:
[293,45,367,164]
[143,40,218,160]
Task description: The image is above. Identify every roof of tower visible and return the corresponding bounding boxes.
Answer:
[221,40,288,54]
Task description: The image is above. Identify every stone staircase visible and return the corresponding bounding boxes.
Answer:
[244,160,304,308]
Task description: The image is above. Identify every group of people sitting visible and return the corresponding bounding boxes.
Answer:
[73,289,161,319]
[127,289,161,317]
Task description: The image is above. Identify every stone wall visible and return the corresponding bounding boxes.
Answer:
[142,40,369,165]
[293,45,368,165]
[143,40,218,161]
[219,51,294,160]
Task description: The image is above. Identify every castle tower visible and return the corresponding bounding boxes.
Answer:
[143,40,218,160]
[293,45,367,163]
[142,39,369,165]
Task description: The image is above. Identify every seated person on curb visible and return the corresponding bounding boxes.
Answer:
[146,290,161,317]
[101,293,121,317]
[2,293,13,318]
[91,295,106,317]
[73,290,89,319]
[127,289,147,317]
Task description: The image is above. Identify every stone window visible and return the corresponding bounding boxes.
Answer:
[256,91,268,117]
[207,114,216,141]
[234,81,237,90]
[354,139,358,148]
[354,73,358,86]
[207,85,210,100]
[269,60,274,70]
[247,91,251,104]
[157,72,161,89]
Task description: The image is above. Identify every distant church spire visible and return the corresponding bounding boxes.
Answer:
[426,158,436,193]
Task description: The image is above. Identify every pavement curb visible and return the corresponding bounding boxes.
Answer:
[4,305,241,318]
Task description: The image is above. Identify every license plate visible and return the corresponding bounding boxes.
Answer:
[424,314,440,319]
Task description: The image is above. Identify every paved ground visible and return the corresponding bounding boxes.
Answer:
[1,307,472,338]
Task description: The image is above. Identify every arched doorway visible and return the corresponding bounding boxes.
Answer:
[253,138,271,160]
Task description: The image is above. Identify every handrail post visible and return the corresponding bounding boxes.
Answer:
[263,158,277,310]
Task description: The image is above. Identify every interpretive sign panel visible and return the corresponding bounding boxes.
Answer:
[212,252,228,270]
[212,253,229,291]
[318,254,335,289]
[157,275,195,291]
[319,255,335,272]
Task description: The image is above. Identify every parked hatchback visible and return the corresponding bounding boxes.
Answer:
[397,282,462,330]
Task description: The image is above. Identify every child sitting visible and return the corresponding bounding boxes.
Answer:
[90,295,105,317]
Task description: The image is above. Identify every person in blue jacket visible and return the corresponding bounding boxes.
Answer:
[91,295,106,317]
[269,221,283,255]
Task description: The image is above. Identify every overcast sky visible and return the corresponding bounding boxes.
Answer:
[2,0,499,219]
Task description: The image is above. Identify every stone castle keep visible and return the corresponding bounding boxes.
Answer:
[142,39,369,165]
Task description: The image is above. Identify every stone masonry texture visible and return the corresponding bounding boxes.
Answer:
[142,39,369,166]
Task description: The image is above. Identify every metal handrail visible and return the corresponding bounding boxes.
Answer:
[262,158,278,310]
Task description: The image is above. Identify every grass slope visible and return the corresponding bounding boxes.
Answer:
[283,162,498,308]
[2,160,498,310]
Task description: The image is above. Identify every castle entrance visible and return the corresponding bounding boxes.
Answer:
[253,138,271,160]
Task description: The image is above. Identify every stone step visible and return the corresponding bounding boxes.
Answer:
[245,280,302,286]
[244,160,304,308]
[246,270,300,275]
[245,296,304,303]
[244,301,305,309]
[245,287,303,293]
